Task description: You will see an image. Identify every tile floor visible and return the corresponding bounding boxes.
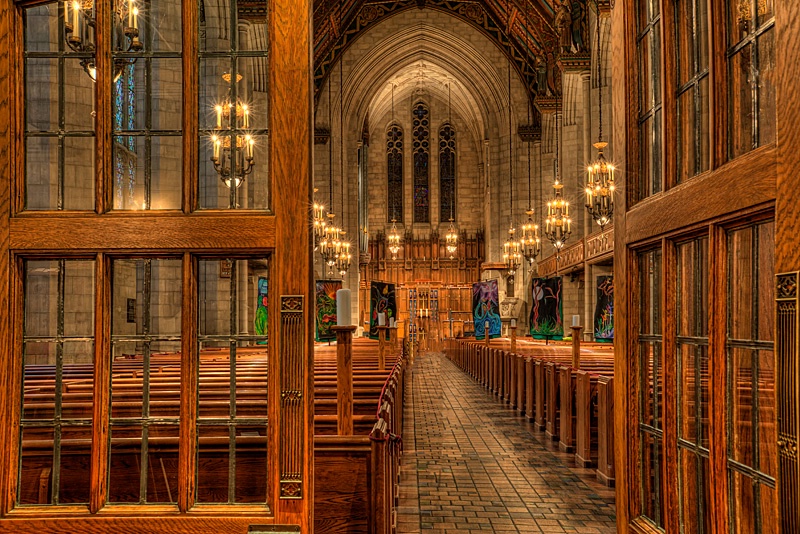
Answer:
[396,352,616,533]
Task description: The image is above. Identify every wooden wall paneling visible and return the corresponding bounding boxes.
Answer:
[9,216,277,252]
[775,0,800,528]
[661,238,678,533]
[11,0,22,214]
[624,147,777,245]
[89,254,110,513]
[182,0,198,214]
[178,253,197,512]
[94,0,109,213]
[661,0,677,192]
[708,0,727,170]
[0,0,14,515]
[1,255,22,517]
[708,225,729,532]
[612,0,634,528]
[269,0,313,528]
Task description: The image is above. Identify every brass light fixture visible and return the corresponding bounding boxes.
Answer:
[520,6,541,270]
[545,91,572,251]
[210,72,255,191]
[584,3,615,229]
[444,83,459,260]
[388,218,402,259]
[502,65,522,276]
[387,83,403,260]
[312,188,327,250]
[320,70,340,270]
[64,0,143,82]
[334,57,351,278]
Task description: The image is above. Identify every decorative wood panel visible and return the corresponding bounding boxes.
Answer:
[776,272,799,532]
[586,226,614,263]
[279,295,305,500]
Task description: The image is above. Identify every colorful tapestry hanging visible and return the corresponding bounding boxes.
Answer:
[315,280,341,342]
[472,279,501,340]
[254,277,268,342]
[529,277,564,340]
[594,275,614,341]
[369,281,397,339]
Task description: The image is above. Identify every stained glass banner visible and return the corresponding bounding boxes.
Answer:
[315,280,340,342]
[472,280,501,340]
[594,276,614,341]
[369,281,397,339]
[529,277,564,340]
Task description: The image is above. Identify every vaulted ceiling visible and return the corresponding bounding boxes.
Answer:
[312,0,575,102]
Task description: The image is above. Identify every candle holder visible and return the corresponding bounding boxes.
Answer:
[64,0,144,82]
[210,73,255,193]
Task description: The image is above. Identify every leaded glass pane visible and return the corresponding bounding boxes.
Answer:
[199,0,269,210]
[412,102,430,223]
[387,124,403,223]
[439,123,456,223]
[24,3,95,211]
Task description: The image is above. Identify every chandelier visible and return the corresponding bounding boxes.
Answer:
[545,180,572,250]
[545,95,571,251]
[520,49,540,268]
[585,143,615,228]
[445,219,458,259]
[503,224,522,275]
[320,215,340,268]
[500,63,521,276]
[520,209,541,265]
[333,59,351,278]
[335,240,352,277]
[64,0,143,82]
[386,83,403,261]
[584,6,615,229]
[444,83,459,260]
[312,188,327,250]
[210,73,255,190]
[387,218,402,259]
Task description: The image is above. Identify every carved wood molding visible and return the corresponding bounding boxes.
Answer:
[585,226,614,263]
[538,240,585,277]
[279,295,305,499]
[776,271,800,529]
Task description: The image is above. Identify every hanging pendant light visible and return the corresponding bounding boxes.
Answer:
[585,5,615,229]
[335,53,352,278]
[544,89,572,252]
[64,0,143,82]
[387,83,403,260]
[444,83,459,259]
[320,68,339,270]
[502,65,522,276]
[519,5,541,269]
[312,188,327,250]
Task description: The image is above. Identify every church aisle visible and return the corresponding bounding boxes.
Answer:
[396,352,616,533]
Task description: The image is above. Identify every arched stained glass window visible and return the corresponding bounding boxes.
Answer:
[439,123,456,222]
[387,124,404,223]
[412,102,430,223]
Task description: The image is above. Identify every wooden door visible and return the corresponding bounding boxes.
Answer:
[0,0,313,531]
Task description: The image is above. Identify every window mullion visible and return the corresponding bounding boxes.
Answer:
[90,253,110,513]
[178,253,198,512]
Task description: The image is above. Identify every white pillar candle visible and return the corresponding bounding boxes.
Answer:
[572,314,580,327]
[378,312,386,326]
[336,288,351,326]
[511,319,516,328]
